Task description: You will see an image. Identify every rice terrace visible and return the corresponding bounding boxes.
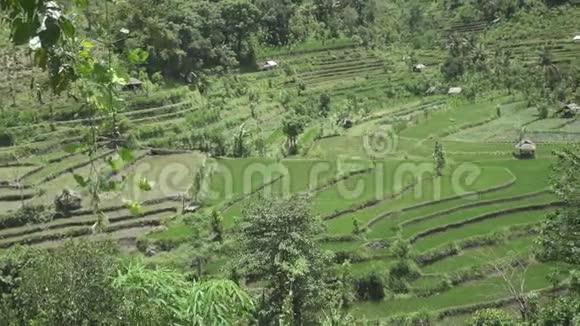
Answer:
[0,0,579,325]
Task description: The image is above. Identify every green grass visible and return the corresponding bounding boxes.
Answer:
[400,194,555,239]
[350,258,394,277]
[399,100,502,140]
[340,165,514,237]
[0,165,38,181]
[352,263,554,319]
[414,208,553,252]
[147,223,194,241]
[422,237,535,274]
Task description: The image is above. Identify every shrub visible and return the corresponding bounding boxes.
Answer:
[333,251,368,264]
[11,240,124,325]
[0,132,15,147]
[389,259,420,280]
[319,93,331,117]
[0,205,54,229]
[470,309,517,326]
[538,297,580,326]
[441,56,465,80]
[354,272,385,301]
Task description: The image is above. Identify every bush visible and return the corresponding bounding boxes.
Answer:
[319,93,331,117]
[0,132,15,147]
[333,251,368,264]
[389,259,421,280]
[10,240,125,325]
[538,297,580,326]
[441,56,465,80]
[470,308,517,326]
[354,272,385,301]
[0,205,54,229]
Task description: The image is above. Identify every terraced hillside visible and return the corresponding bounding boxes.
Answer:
[1,5,579,324]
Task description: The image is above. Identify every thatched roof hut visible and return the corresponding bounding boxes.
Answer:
[261,60,278,71]
[563,103,580,118]
[412,64,426,72]
[122,78,144,91]
[515,139,536,158]
[448,87,462,95]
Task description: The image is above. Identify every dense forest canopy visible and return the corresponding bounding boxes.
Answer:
[42,0,577,82]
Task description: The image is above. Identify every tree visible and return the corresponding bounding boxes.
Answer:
[538,102,549,119]
[538,146,580,265]
[538,45,561,88]
[12,241,125,325]
[258,0,295,46]
[282,115,306,155]
[232,123,249,157]
[441,56,465,80]
[537,297,580,326]
[433,141,446,176]
[319,93,332,117]
[488,257,537,322]
[210,209,224,243]
[234,195,335,324]
[354,272,385,301]
[352,218,362,235]
[219,0,260,57]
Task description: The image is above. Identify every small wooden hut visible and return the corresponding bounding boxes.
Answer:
[412,64,426,72]
[122,78,144,91]
[515,139,537,158]
[448,87,462,96]
[562,103,580,118]
[261,60,278,71]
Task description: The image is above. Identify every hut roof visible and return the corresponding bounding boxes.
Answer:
[515,139,537,151]
[448,87,462,95]
[564,103,580,111]
[414,64,426,69]
[265,60,278,67]
[574,35,580,41]
[125,78,143,86]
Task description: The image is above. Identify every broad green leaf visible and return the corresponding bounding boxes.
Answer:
[60,18,75,38]
[128,48,149,65]
[13,19,34,45]
[93,63,110,83]
[112,73,126,86]
[81,40,95,49]
[107,156,124,172]
[119,148,135,162]
[72,174,88,187]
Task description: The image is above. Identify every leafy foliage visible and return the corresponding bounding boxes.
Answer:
[114,263,254,325]
[470,308,518,326]
[538,146,580,264]
[234,195,335,324]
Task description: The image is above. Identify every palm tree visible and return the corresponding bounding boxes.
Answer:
[469,42,489,71]
[538,45,560,84]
